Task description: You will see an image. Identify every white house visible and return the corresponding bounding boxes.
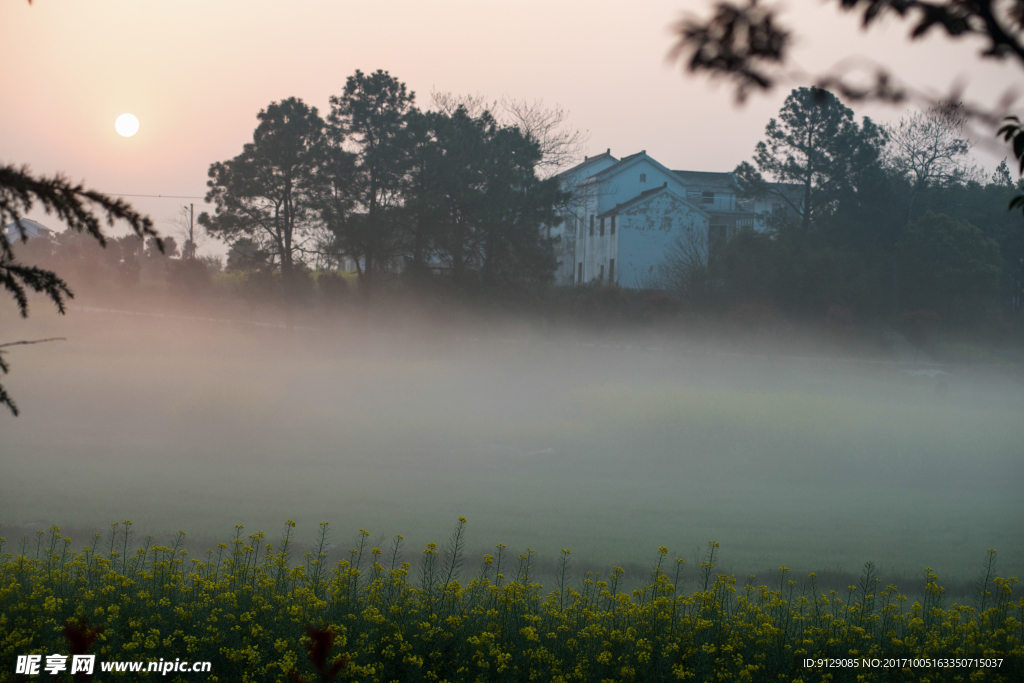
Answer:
[550,151,773,288]
[3,218,56,242]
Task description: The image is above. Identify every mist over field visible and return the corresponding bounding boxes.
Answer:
[3,298,1021,584]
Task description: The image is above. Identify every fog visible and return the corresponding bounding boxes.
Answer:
[2,297,1022,586]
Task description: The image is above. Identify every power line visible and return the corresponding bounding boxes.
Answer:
[110,193,206,199]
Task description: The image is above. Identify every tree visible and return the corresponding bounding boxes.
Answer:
[399,108,447,275]
[430,92,588,177]
[429,108,492,284]
[328,70,415,293]
[427,107,562,289]
[670,0,1024,208]
[897,211,1002,320]
[658,219,716,312]
[734,87,886,234]
[225,236,271,273]
[992,159,1014,188]
[885,103,979,222]
[0,164,158,416]
[911,175,1024,312]
[199,97,325,294]
[476,125,563,288]
[309,134,358,274]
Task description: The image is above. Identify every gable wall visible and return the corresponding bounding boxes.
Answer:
[595,159,688,214]
[554,157,620,285]
[614,193,708,289]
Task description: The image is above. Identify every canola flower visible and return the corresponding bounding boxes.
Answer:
[0,521,1021,682]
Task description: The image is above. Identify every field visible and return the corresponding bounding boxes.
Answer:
[2,301,1021,587]
[2,522,1021,682]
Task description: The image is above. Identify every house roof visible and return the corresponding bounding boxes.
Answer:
[766,182,803,195]
[585,151,695,194]
[743,181,805,204]
[597,182,709,219]
[588,150,649,180]
[673,170,738,190]
[3,218,55,240]
[555,149,617,180]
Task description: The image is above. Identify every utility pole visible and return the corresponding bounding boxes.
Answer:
[184,203,195,259]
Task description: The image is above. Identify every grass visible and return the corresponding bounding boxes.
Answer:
[1,520,1021,682]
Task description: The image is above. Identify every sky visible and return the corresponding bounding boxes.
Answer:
[3,0,1022,250]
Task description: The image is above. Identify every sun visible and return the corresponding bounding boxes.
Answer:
[115,113,139,137]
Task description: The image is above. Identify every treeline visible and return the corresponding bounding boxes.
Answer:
[668,88,1024,335]
[198,69,567,298]
[12,83,1024,340]
[9,230,221,296]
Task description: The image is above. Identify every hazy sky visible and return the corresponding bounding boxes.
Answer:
[3,0,1022,246]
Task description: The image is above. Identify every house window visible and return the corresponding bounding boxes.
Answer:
[611,216,616,235]
[589,215,594,236]
[702,191,715,204]
[578,262,583,283]
[600,217,605,236]
[640,173,646,183]
[609,258,615,283]
[599,264,604,282]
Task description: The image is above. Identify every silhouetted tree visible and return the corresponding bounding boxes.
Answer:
[399,109,447,275]
[670,0,1024,211]
[428,107,562,289]
[328,70,415,294]
[432,91,589,178]
[0,164,158,416]
[898,211,1002,320]
[734,87,886,234]
[200,97,325,294]
[225,236,272,273]
[886,103,979,222]
[992,159,1014,188]
[430,92,589,178]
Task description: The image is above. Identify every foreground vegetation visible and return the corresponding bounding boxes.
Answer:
[1,521,1021,682]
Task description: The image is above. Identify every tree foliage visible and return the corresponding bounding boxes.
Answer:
[0,164,158,416]
[897,211,1002,319]
[885,103,979,221]
[671,0,1024,210]
[202,71,564,298]
[431,92,589,178]
[734,87,886,233]
[713,87,1022,326]
[327,69,415,290]
[199,97,326,293]
[426,107,563,289]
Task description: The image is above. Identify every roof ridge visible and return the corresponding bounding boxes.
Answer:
[556,149,617,179]
[598,182,710,218]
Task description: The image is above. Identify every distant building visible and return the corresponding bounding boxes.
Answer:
[548,150,799,288]
[3,218,57,242]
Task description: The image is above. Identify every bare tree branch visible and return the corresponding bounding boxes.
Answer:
[669,0,1024,210]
